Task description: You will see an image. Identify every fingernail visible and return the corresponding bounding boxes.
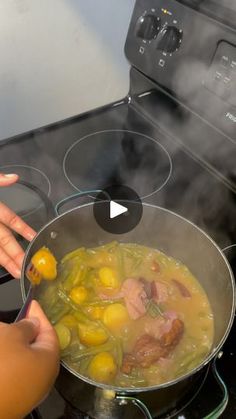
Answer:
[27,231,36,241]
[4,174,17,178]
[28,317,40,328]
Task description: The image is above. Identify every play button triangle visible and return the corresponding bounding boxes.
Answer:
[110,200,128,219]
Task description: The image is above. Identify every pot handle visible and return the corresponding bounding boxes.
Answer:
[55,189,111,216]
[115,395,152,419]
[203,353,228,419]
[221,244,236,254]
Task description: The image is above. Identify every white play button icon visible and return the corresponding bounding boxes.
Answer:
[110,200,128,219]
[93,185,143,234]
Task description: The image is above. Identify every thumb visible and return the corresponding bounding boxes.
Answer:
[13,317,40,344]
[0,173,19,187]
[27,300,59,353]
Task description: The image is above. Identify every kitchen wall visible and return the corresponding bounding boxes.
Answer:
[0,0,134,141]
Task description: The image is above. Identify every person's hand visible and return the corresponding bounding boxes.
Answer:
[0,300,60,419]
[0,173,36,278]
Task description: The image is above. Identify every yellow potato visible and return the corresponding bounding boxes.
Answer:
[103,303,130,333]
[60,314,77,328]
[69,286,88,304]
[87,306,105,320]
[98,267,119,289]
[78,323,108,346]
[31,247,57,280]
[88,352,117,383]
[54,323,71,350]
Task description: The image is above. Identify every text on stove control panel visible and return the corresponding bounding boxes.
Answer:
[204,41,236,107]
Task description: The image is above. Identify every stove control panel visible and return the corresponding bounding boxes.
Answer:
[204,41,236,107]
[125,0,236,140]
[125,0,185,79]
[156,25,183,53]
[135,13,161,40]
[134,10,183,53]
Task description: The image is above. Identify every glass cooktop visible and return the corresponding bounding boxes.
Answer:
[0,94,235,418]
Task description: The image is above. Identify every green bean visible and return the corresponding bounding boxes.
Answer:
[50,305,70,325]
[61,247,86,264]
[57,288,75,305]
[73,310,91,324]
[115,338,123,368]
[81,299,123,307]
[146,300,164,318]
[175,351,208,376]
[98,241,118,252]
[61,342,83,358]
[96,320,116,341]
[69,341,115,362]
[121,244,143,257]
[117,245,125,281]
[117,372,147,387]
[79,357,92,375]
[39,284,57,304]
[37,284,63,317]
[63,265,88,291]
[57,288,91,323]
[57,264,72,281]
[132,257,143,271]
[121,245,144,272]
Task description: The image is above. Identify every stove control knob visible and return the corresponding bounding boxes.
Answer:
[135,14,161,41]
[156,26,182,53]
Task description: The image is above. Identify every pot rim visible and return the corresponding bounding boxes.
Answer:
[20,202,236,393]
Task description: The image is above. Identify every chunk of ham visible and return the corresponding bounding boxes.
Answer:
[144,311,178,339]
[172,279,191,298]
[121,319,184,373]
[120,278,148,320]
[151,281,168,303]
[98,278,169,320]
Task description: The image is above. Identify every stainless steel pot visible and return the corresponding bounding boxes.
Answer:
[18,202,235,418]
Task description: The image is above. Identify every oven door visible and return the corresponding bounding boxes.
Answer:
[178,0,236,28]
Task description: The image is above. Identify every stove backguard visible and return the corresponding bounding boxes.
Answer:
[125,0,236,140]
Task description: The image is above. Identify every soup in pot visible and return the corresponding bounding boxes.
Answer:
[37,241,214,388]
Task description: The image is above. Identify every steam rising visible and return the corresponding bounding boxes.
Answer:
[0,0,235,258]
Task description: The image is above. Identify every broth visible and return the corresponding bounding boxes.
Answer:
[38,242,214,388]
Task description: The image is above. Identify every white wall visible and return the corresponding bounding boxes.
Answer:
[0,0,135,141]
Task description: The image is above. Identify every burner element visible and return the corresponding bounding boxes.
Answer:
[0,165,52,225]
[63,130,172,199]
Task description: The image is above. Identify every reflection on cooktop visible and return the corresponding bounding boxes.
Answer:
[63,130,172,199]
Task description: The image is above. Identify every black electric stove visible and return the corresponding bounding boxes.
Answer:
[1,0,236,418]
